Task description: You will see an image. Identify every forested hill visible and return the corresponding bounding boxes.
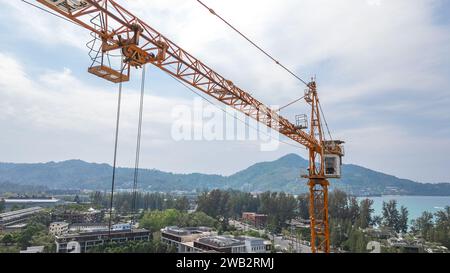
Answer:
[0,154,449,196]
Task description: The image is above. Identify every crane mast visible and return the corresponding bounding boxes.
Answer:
[35,0,344,253]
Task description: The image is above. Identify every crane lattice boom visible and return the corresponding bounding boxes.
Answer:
[34,0,344,253]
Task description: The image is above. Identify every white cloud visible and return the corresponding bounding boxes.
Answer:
[0,52,297,174]
[0,52,189,138]
[0,0,449,181]
[339,125,450,183]
[1,1,90,51]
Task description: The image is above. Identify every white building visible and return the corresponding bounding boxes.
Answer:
[69,223,108,233]
[112,223,131,231]
[160,226,217,253]
[49,222,69,236]
[242,236,271,253]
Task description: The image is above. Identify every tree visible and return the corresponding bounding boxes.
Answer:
[0,199,5,213]
[397,206,409,233]
[344,228,368,253]
[371,215,382,227]
[139,209,182,232]
[328,189,348,220]
[1,234,14,246]
[139,209,217,232]
[433,206,450,248]
[358,199,374,229]
[174,196,190,212]
[348,197,360,225]
[197,190,231,229]
[297,194,309,220]
[411,211,434,240]
[91,191,104,207]
[88,240,176,253]
[330,219,347,248]
[382,200,400,231]
[73,195,81,204]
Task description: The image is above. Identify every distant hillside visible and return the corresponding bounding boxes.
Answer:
[0,154,449,196]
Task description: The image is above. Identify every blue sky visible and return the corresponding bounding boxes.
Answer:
[0,0,449,183]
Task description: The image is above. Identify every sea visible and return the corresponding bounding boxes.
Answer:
[357,195,450,221]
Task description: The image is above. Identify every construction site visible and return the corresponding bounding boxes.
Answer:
[0,0,449,266]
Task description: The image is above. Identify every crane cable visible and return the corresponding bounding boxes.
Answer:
[21,0,82,27]
[196,0,335,141]
[196,0,309,87]
[20,0,124,235]
[278,95,306,112]
[131,65,147,227]
[167,72,307,151]
[318,101,333,141]
[108,59,126,237]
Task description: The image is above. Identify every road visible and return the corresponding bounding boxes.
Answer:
[229,219,312,253]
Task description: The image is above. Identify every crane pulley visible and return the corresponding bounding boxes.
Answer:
[35,0,344,253]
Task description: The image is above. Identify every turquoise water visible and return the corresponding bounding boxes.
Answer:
[357,195,450,221]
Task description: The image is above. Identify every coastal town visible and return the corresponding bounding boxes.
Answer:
[1,190,448,254]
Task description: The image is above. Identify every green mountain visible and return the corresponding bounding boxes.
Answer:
[0,154,449,196]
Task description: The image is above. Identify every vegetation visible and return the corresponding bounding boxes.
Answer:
[381,200,409,233]
[196,189,297,233]
[2,155,450,195]
[90,191,191,213]
[139,209,218,232]
[0,199,5,213]
[411,207,450,248]
[0,212,55,253]
[87,240,176,253]
[0,182,48,195]
[323,190,406,252]
[325,190,375,252]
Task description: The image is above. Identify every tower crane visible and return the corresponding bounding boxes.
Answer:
[33,0,344,253]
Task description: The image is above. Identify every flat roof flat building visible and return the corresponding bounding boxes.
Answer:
[160,226,272,254]
[0,207,44,229]
[194,235,246,253]
[242,212,268,228]
[161,226,217,253]
[55,229,151,253]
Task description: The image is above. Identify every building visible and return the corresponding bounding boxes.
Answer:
[4,198,63,209]
[1,223,28,233]
[20,246,45,253]
[160,226,272,254]
[113,223,132,231]
[55,229,151,253]
[241,236,272,253]
[161,226,216,253]
[194,235,247,253]
[242,212,268,228]
[68,223,130,233]
[51,208,104,224]
[49,222,69,236]
[0,207,44,230]
[69,223,109,233]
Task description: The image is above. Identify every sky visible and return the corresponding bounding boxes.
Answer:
[0,0,449,183]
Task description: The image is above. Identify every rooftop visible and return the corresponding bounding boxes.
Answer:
[162,226,214,236]
[0,207,43,219]
[5,199,60,203]
[197,236,244,248]
[56,228,150,239]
